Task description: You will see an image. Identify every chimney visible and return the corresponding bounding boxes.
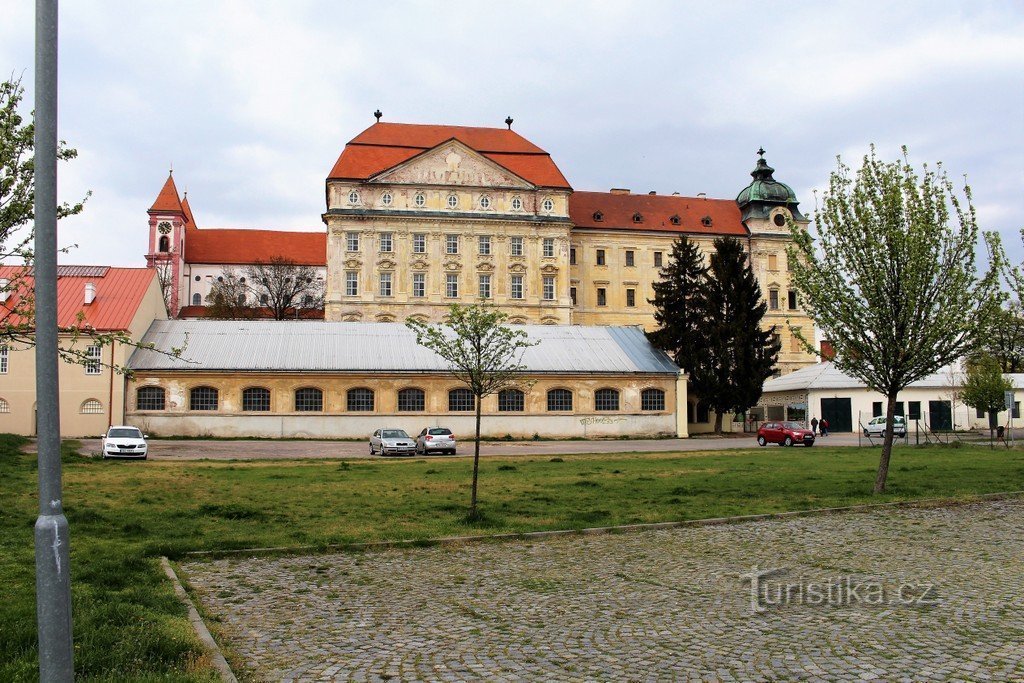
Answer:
[671,192,680,196]
[609,188,631,195]
[0,278,8,304]
[84,282,96,305]
[648,190,657,195]
[697,192,707,200]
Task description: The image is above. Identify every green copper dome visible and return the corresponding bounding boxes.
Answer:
[736,150,804,222]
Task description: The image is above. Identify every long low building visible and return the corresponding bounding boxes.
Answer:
[126,320,687,439]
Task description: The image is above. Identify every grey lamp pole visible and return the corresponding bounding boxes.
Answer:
[34,0,75,679]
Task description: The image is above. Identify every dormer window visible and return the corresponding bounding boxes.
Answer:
[447,194,459,209]
[701,216,713,227]
[479,195,491,209]
[348,190,360,205]
[414,192,426,208]
[541,197,554,212]
[380,191,393,207]
[592,211,603,222]
[632,212,643,223]
[510,196,523,211]
[670,215,681,226]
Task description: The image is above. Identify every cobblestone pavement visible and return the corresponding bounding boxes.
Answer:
[182,499,1024,682]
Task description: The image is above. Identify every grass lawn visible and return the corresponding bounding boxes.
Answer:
[1,435,1023,680]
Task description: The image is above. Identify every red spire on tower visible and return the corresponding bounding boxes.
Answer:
[148,171,185,215]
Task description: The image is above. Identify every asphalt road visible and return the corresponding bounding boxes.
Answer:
[77,432,867,460]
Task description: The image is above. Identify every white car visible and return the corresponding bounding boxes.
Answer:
[415,427,457,455]
[101,426,149,459]
[863,415,907,437]
[369,428,416,456]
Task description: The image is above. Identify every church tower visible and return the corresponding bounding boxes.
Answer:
[145,172,189,317]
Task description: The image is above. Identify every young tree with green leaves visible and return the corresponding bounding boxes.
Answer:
[646,235,708,371]
[961,354,1014,447]
[788,146,998,493]
[406,303,537,519]
[690,237,780,433]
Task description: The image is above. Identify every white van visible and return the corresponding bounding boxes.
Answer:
[863,415,907,437]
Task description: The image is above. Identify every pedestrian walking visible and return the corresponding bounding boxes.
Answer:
[810,417,819,435]
[820,418,829,437]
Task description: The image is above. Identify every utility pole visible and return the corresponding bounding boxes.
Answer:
[34,0,75,679]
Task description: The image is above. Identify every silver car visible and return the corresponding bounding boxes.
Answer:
[101,426,149,459]
[863,415,907,437]
[369,428,416,456]
[415,427,457,455]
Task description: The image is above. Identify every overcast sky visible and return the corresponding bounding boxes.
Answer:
[2,1,1022,267]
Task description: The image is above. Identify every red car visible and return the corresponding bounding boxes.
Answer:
[757,421,815,447]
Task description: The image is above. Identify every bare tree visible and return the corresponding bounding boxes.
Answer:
[206,257,324,320]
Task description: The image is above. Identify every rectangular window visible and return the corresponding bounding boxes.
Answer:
[379,232,393,253]
[478,235,491,255]
[379,272,392,297]
[873,402,883,417]
[596,249,606,266]
[85,345,101,375]
[345,232,359,252]
[768,253,778,271]
[345,271,358,296]
[654,251,663,268]
[510,236,524,257]
[908,401,921,420]
[446,274,459,298]
[977,406,986,419]
[445,234,459,254]
[895,402,905,416]
[769,289,780,310]
[788,291,798,310]
[1015,402,1021,419]
[479,274,491,299]
[543,238,555,257]
[570,247,576,265]
[543,276,555,301]
[625,250,635,267]
[790,329,801,353]
[412,233,426,253]
[626,288,636,307]
[412,273,425,298]
[510,275,523,299]
[0,345,7,374]
[597,288,607,306]
[570,287,577,305]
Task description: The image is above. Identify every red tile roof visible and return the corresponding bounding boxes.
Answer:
[181,194,196,226]
[328,122,571,189]
[149,173,185,215]
[184,228,326,266]
[0,265,158,331]
[569,191,748,236]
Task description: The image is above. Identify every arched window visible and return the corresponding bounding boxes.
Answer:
[190,386,218,411]
[397,388,425,412]
[641,388,666,411]
[80,399,103,414]
[347,387,374,412]
[242,387,271,412]
[547,389,573,412]
[498,389,525,412]
[594,388,619,411]
[158,235,170,252]
[236,294,246,306]
[448,388,475,412]
[295,387,323,412]
[192,293,201,306]
[0,398,9,413]
[136,386,165,411]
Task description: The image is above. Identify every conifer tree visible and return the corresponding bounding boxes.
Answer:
[691,237,780,433]
[646,236,708,371]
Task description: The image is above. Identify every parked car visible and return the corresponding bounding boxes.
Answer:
[369,428,417,456]
[863,415,907,438]
[101,426,149,459]
[757,421,815,447]
[415,427,457,455]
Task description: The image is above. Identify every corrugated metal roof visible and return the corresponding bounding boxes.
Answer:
[763,362,964,393]
[127,320,681,375]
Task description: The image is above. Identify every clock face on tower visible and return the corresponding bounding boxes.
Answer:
[158,221,172,234]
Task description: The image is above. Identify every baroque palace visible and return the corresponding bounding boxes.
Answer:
[146,118,817,375]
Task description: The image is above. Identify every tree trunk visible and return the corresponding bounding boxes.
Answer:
[873,393,898,493]
[470,396,482,519]
[713,410,724,434]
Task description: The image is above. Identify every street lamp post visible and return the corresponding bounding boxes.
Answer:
[33,0,75,679]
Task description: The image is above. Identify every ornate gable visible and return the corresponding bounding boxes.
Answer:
[370,140,534,189]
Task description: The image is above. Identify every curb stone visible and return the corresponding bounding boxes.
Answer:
[160,557,238,682]
[180,490,1024,561]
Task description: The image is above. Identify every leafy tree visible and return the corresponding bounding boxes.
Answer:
[961,353,1014,447]
[206,257,324,320]
[406,303,537,519]
[978,304,1024,373]
[689,237,780,433]
[788,146,998,493]
[647,235,708,370]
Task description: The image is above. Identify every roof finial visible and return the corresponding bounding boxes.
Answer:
[169,163,173,175]
[757,147,766,159]
[374,109,382,122]
[505,116,513,130]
